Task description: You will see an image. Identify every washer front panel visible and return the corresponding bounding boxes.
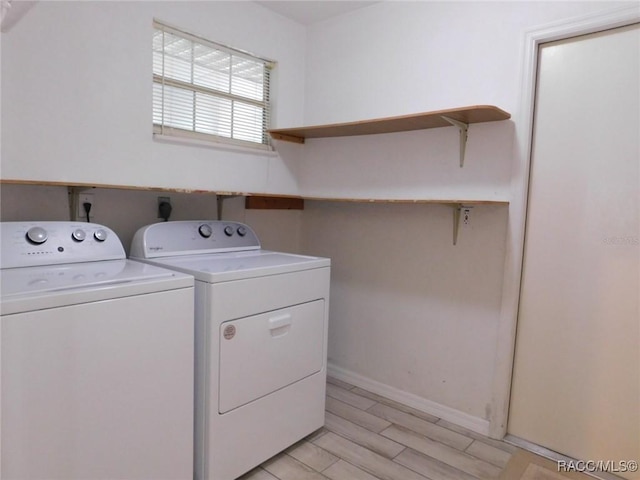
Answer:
[1,288,194,479]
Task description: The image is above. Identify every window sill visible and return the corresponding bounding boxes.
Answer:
[153,134,279,157]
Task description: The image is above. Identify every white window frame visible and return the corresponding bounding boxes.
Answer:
[153,20,275,151]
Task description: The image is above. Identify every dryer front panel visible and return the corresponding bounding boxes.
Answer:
[218,300,325,413]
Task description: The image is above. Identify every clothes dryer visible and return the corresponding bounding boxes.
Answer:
[130,220,330,480]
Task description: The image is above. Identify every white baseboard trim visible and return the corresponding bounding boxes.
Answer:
[327,362,490,437]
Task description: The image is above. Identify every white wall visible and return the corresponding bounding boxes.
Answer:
[296,1,634,431]
[302,201,508,422]
[302,1,630,125]
[1,1,306,194]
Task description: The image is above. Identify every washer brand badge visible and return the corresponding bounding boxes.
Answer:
[149,246,164,251]
[223,324,236,340]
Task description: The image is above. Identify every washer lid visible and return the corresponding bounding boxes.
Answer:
[1,259,193,315]
[143,250,330,283]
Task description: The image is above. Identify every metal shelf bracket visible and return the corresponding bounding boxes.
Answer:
[442,116,469,167]
[452,204,473,245]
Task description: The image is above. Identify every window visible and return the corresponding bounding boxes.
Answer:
[153,21,274,150]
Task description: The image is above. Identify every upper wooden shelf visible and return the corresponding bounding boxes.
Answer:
[268,105,511,144]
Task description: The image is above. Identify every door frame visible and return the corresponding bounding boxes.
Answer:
[489,3,640,439]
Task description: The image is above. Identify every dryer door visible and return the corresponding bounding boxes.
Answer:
[218,300,325,413]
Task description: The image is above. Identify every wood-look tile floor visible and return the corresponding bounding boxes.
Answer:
[239,377,519,480]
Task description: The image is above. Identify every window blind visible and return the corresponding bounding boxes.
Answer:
[153,21,274,150]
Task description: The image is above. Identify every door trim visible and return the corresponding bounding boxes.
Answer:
[489,3,640,439]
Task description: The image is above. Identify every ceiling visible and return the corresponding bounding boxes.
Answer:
[1,1,378,31]
[256,1,378,25]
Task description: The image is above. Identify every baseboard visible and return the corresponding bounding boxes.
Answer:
[327,362,490,437]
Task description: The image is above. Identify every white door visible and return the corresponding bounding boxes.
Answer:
[508,24,639,477]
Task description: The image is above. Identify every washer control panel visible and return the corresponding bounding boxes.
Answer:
[1,222,126,269]
[130,221,260,259]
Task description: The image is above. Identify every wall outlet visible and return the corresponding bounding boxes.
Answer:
[157,196,171,219]
[77,192,95,221]
[462,208,471,226]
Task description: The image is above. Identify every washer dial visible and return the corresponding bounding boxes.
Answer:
[94,229,108,242]
[26,226,48,244]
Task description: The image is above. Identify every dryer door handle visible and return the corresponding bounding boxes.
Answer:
[268,313,292,334]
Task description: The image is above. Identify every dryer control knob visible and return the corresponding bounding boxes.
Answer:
[224,226,234,236]
[198,224,213,238]
[94,229,108,242]
[237,226,247,237]
[26,226,48,244]
[72,229,86,242]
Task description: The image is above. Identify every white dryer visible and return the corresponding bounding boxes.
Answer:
[0,222,195,479]
[130,220,330,480]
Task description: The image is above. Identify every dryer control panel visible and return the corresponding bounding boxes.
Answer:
[130,221,260,259]
[1,222,126,269]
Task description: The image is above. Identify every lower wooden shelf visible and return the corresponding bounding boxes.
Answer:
[0,179,508,206]
[2,179,508,245]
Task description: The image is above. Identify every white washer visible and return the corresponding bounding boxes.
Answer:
[0,222,195,480]
[130,220,330,480]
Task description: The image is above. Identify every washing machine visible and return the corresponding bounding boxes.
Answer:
[0,221,195,479]
[130,220,330,480]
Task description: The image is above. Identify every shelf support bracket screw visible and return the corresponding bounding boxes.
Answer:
[452,204,473,245]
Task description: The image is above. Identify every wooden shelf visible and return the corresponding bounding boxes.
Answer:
[268,105,511,144]
[2,180,508,245]
[302,196,507,206]
[1,179,507,206]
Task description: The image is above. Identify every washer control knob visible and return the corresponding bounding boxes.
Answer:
[224,226,234,237]
[71,229,86,242]
[26,226,48,244]
[198,224,213,238]
[237,226,247,237]
[94,229,108,242]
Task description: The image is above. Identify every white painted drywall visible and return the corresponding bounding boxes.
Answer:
[302,201,508,422]
[302,1,630,126]
[297,1,634,426]
[1,1,306,194]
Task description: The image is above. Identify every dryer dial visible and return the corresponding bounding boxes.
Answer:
[199,224,213,238]
[72,229,86,242]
